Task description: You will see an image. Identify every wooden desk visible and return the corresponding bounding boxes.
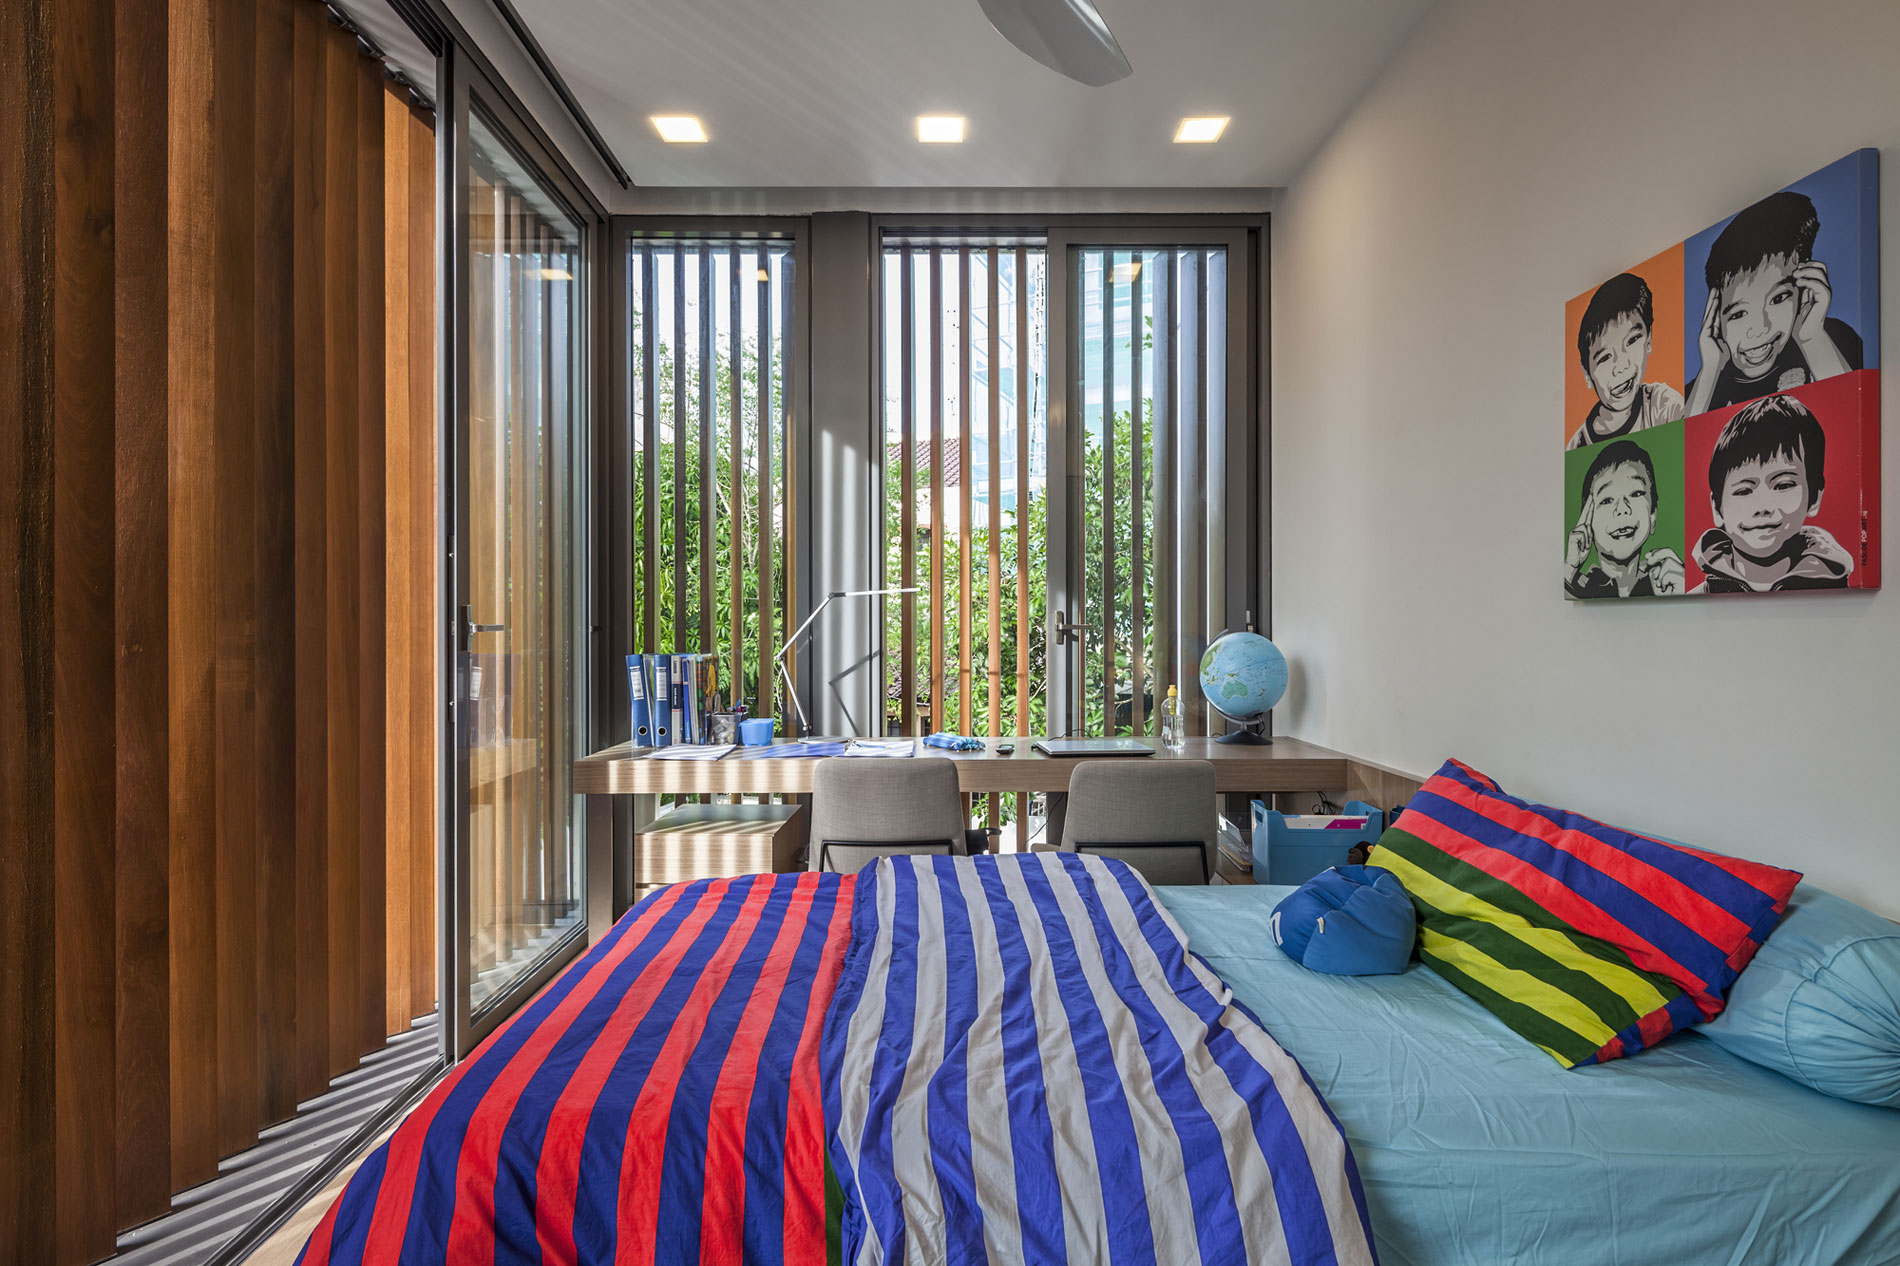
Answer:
[575,737,1418,941]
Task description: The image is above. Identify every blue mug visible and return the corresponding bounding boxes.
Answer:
[739,718,776,747]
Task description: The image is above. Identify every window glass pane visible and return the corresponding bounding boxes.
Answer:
[626,240,794,728]
[464,106,583,1016]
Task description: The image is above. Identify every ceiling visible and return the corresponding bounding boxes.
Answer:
[505,0,1436,189]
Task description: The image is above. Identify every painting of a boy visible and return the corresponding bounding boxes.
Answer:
[1565,439,1685,598]
[1569,273,1685,450]
[1685,191,1863,416]
[1691,394,1852,592]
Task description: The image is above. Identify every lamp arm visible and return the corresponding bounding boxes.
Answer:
[772,588,917,738]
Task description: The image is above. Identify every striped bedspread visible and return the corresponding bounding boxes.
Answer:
[823,852,1378,1266]
[296,871,855,1265]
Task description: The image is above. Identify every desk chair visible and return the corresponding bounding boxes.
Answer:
[808,757,977,873]
[1053,759,1219,885]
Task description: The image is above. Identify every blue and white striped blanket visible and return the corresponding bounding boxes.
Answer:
[822,852,1379,1265]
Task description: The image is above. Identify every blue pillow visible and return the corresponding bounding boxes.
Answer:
[1699,883,1900,1109]
[1270,865,1416,975]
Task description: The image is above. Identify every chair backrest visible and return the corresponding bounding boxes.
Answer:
[809,756,968,872]
[1061,759,1219,885]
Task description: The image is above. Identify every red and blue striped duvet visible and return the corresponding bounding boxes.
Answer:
[298,872,854,1265]
[299,856,1375,1265]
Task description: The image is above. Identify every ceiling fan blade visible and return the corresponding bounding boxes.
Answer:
[975,0,1133,86]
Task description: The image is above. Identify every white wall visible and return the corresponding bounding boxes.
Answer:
[1272,0,1900,916]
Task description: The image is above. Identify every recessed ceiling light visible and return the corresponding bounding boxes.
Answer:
[651,115,708,143]
[532,268,574,281]
[916,115,966,144]
[1174,116,1229,144]
[755,268,770,282]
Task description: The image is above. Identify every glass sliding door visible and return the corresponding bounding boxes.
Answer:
[1046,231,1254,740]
[445,62,592,1055]
[878,239,1049,846]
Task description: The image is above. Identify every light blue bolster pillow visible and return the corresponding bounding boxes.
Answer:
[1699,882,1900,1109]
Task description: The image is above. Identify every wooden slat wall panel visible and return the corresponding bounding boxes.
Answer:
[52,0,120,1255]
[355,57,388,1059]
[0,0,58,1256]
[168,0,221,1192]
[403,102,436,1023]
[406,112,436,1006]
[211,0,261,1161]
[114,0,174,1223]
[0,4,436,1258]
[383,90,437,1035]
[290,0,332,1104]
[252,0,299,1131]
[322,23,362,1079]
[380,82,413,1040]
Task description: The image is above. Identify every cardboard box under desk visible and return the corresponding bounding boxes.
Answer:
[634,802,809,888]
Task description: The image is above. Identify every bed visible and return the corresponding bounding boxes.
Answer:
[296,858,1900,1266]
[1159,885,1900,1266]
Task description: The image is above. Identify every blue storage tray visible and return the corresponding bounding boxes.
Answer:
[1251,799,1386,886]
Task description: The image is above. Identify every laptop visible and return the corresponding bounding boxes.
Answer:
[1031,737,1156,758]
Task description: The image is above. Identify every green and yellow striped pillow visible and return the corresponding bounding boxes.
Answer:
[1369,760,1796,1068]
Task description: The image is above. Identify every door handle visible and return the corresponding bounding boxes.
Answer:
[459,604,506,652]
[1052,609,1086,646]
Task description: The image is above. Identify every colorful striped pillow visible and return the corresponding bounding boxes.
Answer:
[1369,759,1802,1067]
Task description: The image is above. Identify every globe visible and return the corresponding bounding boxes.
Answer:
[1198,631,1288,741]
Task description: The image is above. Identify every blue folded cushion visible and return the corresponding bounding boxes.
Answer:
[1270,865,1416,975]
[1698,883,1900,1109]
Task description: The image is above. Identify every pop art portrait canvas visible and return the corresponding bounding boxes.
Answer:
[1563,150,1879,598]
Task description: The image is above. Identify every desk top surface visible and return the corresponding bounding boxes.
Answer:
[573,735,1365,796]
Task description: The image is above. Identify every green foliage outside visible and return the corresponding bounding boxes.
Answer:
[630,298,787,719]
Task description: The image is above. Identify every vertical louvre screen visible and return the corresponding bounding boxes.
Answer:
[882,246,1047,740]
[628,240,793,716]
[1075,247,1229,737]
[881,244,1047,844]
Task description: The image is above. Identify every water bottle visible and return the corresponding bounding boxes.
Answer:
[1160,685,1185,752]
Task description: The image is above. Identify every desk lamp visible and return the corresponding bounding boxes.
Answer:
[775,587,919,738]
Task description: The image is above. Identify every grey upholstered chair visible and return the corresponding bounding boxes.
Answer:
[1054,759,1220,885]
[808,756,973,873]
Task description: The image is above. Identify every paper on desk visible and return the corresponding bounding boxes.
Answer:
[648,744,736,761]
[841,738,916,758]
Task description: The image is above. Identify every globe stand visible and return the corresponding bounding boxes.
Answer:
[1215,720,1272,746]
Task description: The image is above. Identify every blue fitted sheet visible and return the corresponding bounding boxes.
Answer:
[1156,885,1900,1266]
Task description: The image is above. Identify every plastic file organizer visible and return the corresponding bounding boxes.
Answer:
[1251,800,1388,886]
